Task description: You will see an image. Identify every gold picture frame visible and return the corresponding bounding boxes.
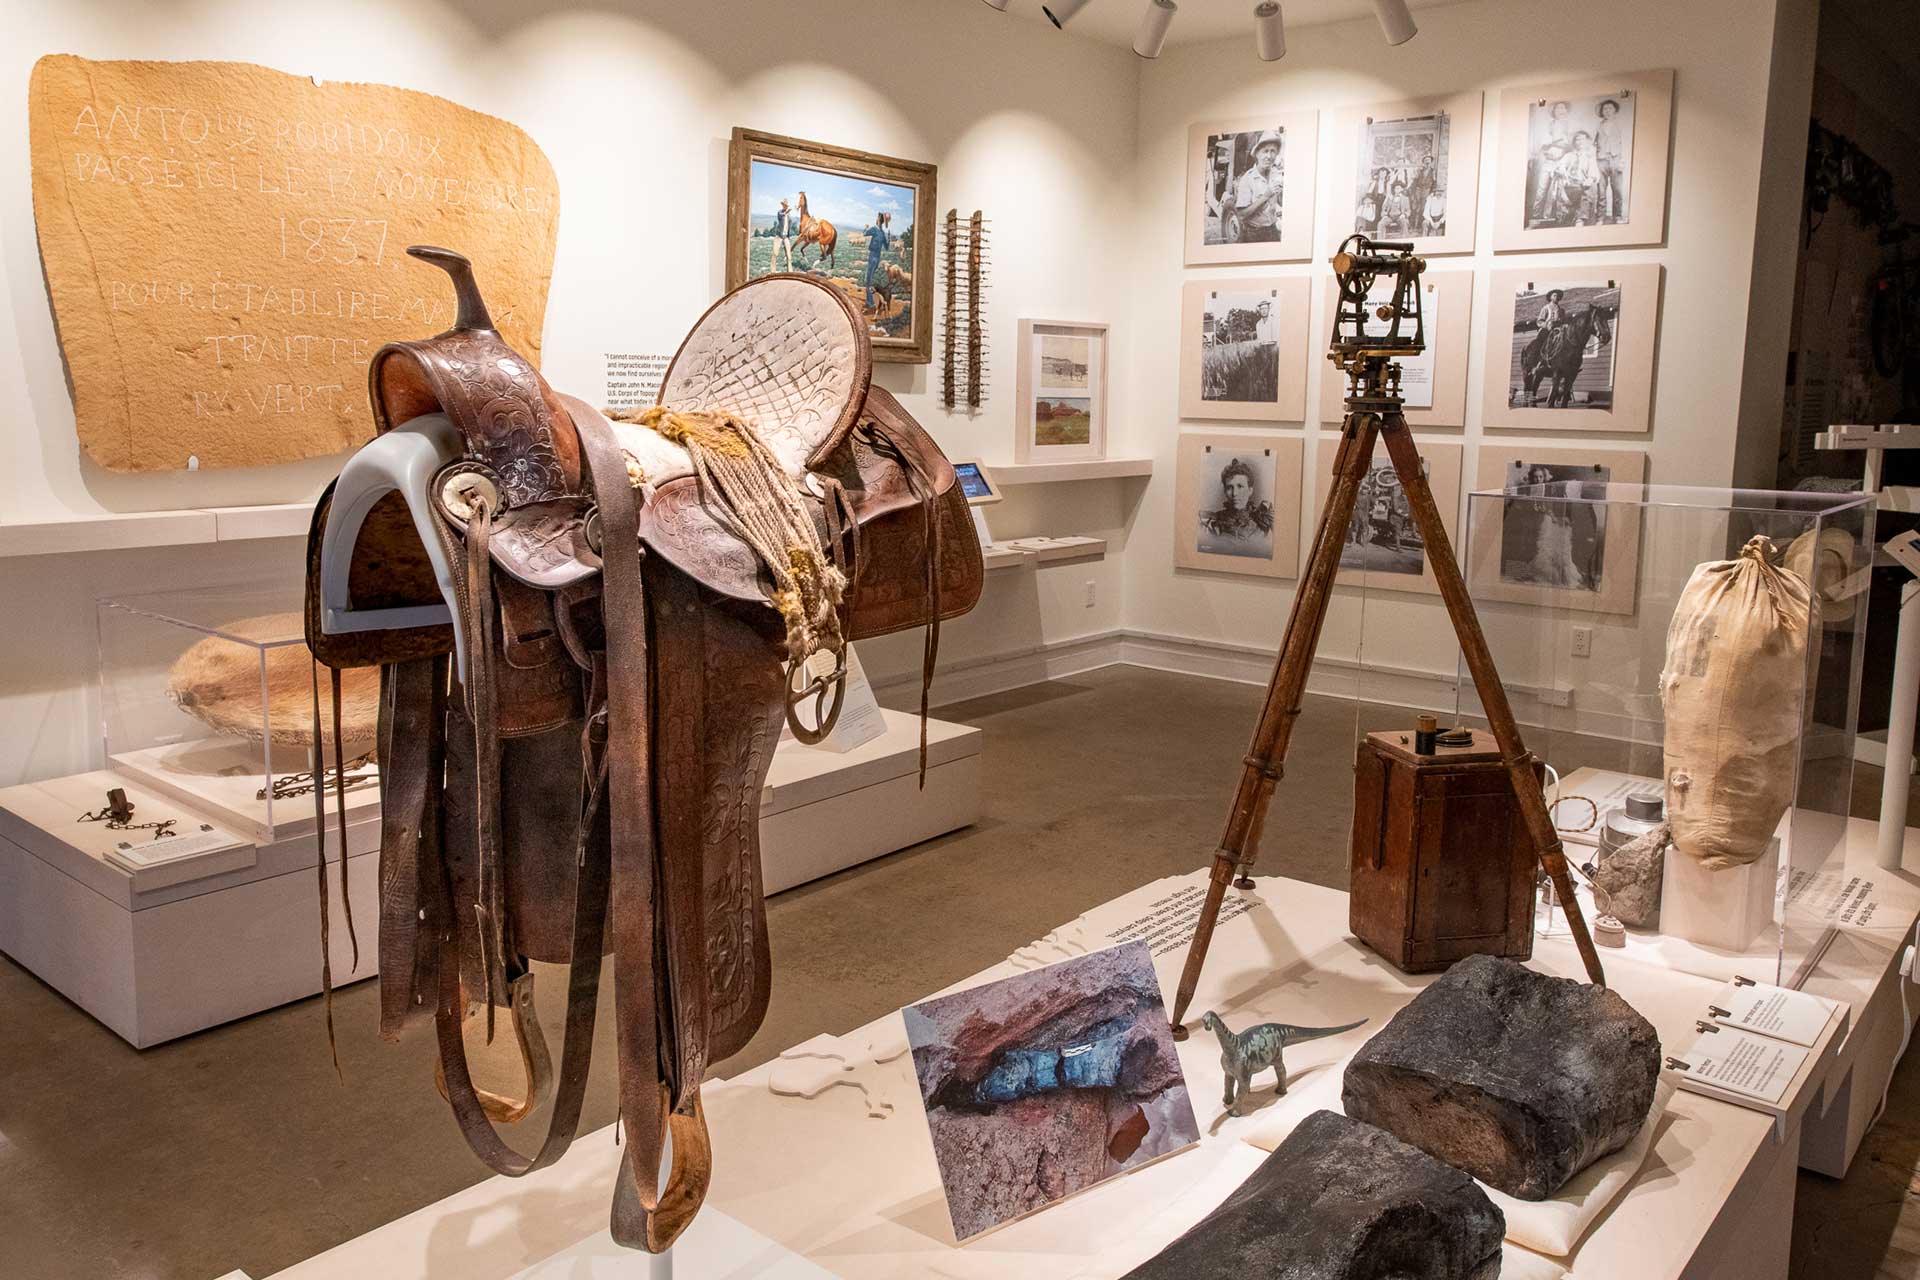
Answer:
[726,128,936,364]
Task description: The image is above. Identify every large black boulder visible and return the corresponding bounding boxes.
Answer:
[1123,1110,1504,1280]
[1344,953,1661,1200]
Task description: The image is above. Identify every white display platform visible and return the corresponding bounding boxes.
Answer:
[0,770,378,1048]
[1660,837,1780,953]
[760,709,980,894]
[0,714,976,1047]
[111,739,381,845]
[1544,798,1920,1179]
[268,870,1821,1280]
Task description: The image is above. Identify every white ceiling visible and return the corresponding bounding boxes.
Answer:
[974,0,1470,51]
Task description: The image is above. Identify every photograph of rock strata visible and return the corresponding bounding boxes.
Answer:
[903,941,1200,1241]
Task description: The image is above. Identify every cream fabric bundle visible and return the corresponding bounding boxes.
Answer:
[1662,535,1818,870]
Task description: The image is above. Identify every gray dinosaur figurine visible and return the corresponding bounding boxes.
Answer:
[1200,1011,1368,1114]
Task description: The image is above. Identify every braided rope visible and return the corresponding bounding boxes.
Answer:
[613,406,846,663]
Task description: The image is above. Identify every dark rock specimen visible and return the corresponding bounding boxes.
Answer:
[1123,1110,1505,1280]
[1343,953,1661,1200]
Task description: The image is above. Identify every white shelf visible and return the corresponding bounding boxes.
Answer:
[0,502,314,558]
[992,457,1153,485]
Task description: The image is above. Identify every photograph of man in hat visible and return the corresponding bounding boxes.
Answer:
[1232,129,1286,242]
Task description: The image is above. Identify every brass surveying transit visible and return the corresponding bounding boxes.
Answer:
[1168,235,1606,1040]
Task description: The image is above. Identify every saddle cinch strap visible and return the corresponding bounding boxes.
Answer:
[304,248,984,1254]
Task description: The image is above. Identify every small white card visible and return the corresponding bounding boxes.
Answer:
[104,824,244,869]
[1677,1026,1809,1106]
[1710,979,1835,1048]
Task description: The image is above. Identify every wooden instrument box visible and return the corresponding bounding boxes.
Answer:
[1349,728,1539,973]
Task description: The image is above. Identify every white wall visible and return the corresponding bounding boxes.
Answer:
[1119,0,1807,717]
[0,0,1823,784]
[0,0,1140,783]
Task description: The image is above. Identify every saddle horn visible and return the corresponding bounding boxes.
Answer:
[409,245,496,333]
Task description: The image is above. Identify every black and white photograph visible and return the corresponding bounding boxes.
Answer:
[1524,90,1634,229]
[1200,127,1286,246]
[1354,108,1449,239]
[1040,335,1091,389]
[1508,282,1618,410]
[1498,462,1610,591]
[1194,445,1277,560]
[1342,455,1428,577]
[1200,288,1280,404]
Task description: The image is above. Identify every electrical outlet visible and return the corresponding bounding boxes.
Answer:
[1570,626,1593,658]
[1084,580,1097,608]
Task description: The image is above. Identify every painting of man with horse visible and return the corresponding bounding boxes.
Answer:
[1508,282,1619,410]
[729,129,938,364]
[744,158,919,342]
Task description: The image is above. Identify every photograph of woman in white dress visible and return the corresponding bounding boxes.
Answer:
[1498,461,1610,591]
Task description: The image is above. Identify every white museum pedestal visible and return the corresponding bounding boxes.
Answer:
[257,850,1920,1280]
[1660,837,1780,953]
[0,713,980,1048]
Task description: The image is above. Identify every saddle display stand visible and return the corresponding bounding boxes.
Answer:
[305,247,983,1253]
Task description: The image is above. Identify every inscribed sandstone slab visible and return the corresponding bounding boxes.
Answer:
[28,54,559,473]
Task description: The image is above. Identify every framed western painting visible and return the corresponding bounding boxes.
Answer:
[1313,438,1463,597]
[1175,432,1304,580]
[1184,112,1319,266]
[1179,276,1311,422]
[1493,69,1674,252]
[1016,319,1108,463]
[726,128,936,363]
[1482,264,1661,434]
[1466,444,1647,616]
[1329,92,1484,258]
[1316,269,1472,428]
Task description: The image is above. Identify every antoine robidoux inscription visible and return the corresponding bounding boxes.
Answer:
[28,54,559,472]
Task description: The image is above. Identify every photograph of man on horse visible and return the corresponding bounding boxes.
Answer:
[1514,285,1618,409]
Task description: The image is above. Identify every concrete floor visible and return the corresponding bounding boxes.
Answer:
[1,665,1917,1278]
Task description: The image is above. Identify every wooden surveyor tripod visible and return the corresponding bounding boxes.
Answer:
[1168,236,1606,1040]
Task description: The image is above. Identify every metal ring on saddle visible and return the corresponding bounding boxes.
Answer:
[784,646,848,744]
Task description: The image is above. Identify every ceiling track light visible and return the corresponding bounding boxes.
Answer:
[1133,0,1177,58]
[1372,0,1418,44]
[980,0,1011,9]
[1253,1,1286,61]
[1044,0,1094,27]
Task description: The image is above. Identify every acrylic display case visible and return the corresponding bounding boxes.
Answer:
[1455,482,1874,987]
[98,583,381,844]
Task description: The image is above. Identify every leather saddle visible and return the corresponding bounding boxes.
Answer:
[303,246,982,1251]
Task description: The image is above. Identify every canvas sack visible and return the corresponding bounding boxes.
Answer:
[1662,535,1817,870]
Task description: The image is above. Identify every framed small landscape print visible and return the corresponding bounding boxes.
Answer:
[726,128,936,363]
[1175,432,1303,580]
[1466,444,1647,616]
[1481,264,1662,434]
[1179,276,1310,422]
[1493,69,1673,252]
[1329,92,1484,258]
[1316,269,1472,427]
[1016,320,1108,463]
[1185,112,1318,266]
[1313,437,1463,597]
